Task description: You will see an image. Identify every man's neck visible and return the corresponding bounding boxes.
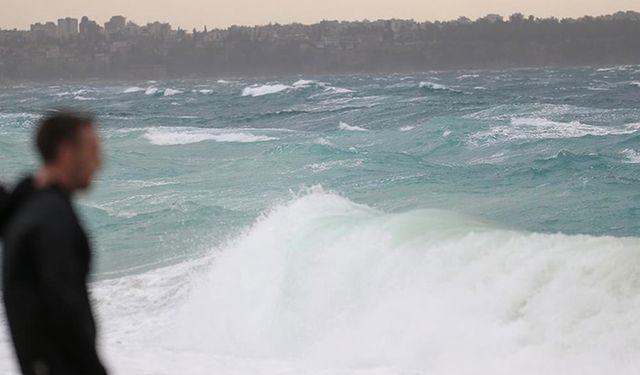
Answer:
[34,166,73,195]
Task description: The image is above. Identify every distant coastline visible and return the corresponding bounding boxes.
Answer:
[1,11,639,82]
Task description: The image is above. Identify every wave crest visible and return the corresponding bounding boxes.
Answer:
[242,84,291,97]
[166,189,640,373]
[143,127,279,145]
[338,121,368,132]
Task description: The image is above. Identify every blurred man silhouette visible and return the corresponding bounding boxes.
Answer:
[1,111,108,375]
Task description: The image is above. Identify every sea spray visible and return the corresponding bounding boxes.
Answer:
[164,189,640,374]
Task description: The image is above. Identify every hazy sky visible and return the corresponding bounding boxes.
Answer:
[2,0,639,30]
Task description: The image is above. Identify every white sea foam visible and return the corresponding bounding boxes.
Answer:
[163,89,183,96]
[419,81,460,93]
[469,117,640,145]
[74,96,97,101]
[293,79,316,87]
[123,179,178,188]
[156,190,640,374]
[242,84,291,97]
[597,65,631,72]
[466,103,585,121]
[400,125,416,131]
[457,74,480,80]
[313,137,334,146]
[198,89,214,94]
[339,122,368,132]
[325,86,354,94]
[419,81,448,90]
[123,86,146,93]
[629,81,640,88]
[306,159,365,172]
[622,149,640,163]
[145,87,160,95]
[143,127,278,145]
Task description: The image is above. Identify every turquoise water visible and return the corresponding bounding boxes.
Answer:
[1,67,640,375]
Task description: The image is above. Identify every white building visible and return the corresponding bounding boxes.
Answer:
[57,17,79,38]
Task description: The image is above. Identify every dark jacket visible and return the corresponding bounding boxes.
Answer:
[1,177,108,375]
[0,183,8,231]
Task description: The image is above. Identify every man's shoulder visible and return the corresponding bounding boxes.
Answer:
[9,188,72,230]
[26,188,73,218]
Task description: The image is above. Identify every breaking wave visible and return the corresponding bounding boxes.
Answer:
[419,81,460,93]
[123,86,146,93]
[143,127,279,145]
[338,122,368,132]
[158,189,640,374]
[242,84,291,97]
[164,89,183,97]
[145,87,160,95]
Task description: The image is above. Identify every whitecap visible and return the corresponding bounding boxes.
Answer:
[145,87,159,95]
[400,125,416,131]
[292,79,316,88]
[338,121,368,132]
[313,137,334,146]
[241,84,291,97]
[325,86,354,94]
[622,149,640,164]
[419,81,460,93]
[164,89,183,97]
[123,86,146,93]
[419,81,448,90]
[143,127,278,145]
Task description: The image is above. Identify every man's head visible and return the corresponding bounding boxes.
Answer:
[35,111,102,192]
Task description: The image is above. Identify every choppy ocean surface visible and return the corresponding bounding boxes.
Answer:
[1,67,640,374]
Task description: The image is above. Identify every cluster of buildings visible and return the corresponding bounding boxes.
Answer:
[29,15,172,40]
[1,11,639,81]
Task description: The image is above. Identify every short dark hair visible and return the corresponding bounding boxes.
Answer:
[35,110,94,163]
